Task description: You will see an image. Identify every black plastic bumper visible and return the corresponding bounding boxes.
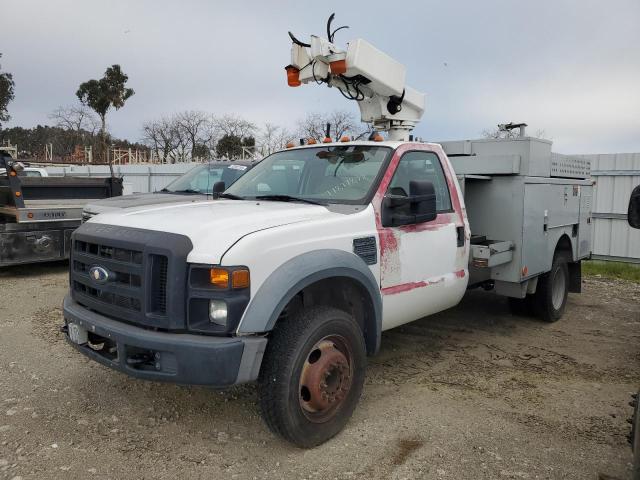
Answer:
[62,295,267,386]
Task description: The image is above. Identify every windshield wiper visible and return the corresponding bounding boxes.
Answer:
[165,188,201,194]
[217,192,244,200]
[255,194,324,205]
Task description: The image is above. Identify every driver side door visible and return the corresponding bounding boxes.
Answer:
[377,149,467,330]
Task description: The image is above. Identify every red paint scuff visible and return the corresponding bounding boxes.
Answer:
[381,281,427,295]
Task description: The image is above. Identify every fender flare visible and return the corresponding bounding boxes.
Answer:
[236,249,382,354]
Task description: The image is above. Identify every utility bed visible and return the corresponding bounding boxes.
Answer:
[441,136,593,298]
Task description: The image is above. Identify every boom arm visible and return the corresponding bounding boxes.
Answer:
[286,15,425,141]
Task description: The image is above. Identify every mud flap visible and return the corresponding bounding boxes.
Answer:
[568,261,581,293]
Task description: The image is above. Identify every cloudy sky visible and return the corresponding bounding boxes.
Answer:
[2,0,639,153]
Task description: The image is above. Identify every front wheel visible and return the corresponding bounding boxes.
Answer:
[258,306,367,448]
[532,255,569,322]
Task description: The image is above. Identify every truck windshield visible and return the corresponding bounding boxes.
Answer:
[162,163,249,194]
[225,146,391,204]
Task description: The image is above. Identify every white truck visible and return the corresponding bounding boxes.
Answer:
[62,15,593,447]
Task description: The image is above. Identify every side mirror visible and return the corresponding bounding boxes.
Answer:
[212,181,225,194]
[382,180,437,227]
[629,185,640,229]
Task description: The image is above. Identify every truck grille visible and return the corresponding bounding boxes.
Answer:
[69,223,192,331]
[71,240,168,325]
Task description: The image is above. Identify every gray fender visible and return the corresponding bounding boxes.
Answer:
[237,249,382,354]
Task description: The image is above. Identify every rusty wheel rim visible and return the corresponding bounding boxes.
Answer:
[298,335,353,423]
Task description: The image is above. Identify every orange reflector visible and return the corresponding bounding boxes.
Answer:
[323,137,332,143]
[232,269,250,289]
[286,142,295,149]
[340,136,350,142]
[372,134,384,142]
[15,191,21,197]
[330,59,347,75]
[210,268,229,288]
[522,266,528,277]
[307,138,317,145]
[285,65,301,87]
[27,212,33,219]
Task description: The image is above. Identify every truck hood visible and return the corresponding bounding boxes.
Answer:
[90,200,338,264]
[84,193,207,214]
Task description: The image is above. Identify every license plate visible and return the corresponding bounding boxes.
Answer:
[68,322,88,345]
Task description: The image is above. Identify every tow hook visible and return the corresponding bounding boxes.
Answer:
[126,352,154,366]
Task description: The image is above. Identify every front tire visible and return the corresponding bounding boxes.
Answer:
[258,306,367,448]
[533,254,569,322]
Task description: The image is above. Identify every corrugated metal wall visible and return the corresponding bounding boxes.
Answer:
[578,153,640,263]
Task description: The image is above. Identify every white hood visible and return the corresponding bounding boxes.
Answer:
[90,199,336,264]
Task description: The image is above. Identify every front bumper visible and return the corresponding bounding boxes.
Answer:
[62,295,267,386]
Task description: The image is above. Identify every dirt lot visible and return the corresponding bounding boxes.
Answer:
[1,263,639,480]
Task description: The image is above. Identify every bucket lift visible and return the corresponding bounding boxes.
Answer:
[285,14,425,141]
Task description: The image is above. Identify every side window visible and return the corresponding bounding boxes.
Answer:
[387,151,452,212]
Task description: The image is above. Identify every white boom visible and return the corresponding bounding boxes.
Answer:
[286,15,425,141]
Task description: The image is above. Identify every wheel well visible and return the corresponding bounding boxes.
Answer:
[555,233,581,293]
[277,277,378,355]
[555,234,573,261]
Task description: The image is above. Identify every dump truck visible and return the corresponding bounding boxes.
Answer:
[62,15,593,447]
[0,148,122,266]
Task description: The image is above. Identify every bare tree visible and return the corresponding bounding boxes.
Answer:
[296,110,365,141]
[49,105,100,135]
[482,124,549,140]
[175,110,217,159]
[142,116,182,163]
[259,122,294,155]
[215,114,256,139]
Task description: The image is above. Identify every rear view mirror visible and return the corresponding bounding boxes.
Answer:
[382,180,437,227]
[629,185,640,229]
[212,181,225,193]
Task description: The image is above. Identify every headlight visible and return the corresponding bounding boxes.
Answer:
[209,300,228,326]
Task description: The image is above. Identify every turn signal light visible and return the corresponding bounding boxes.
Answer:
[286,142,295,149]
[232,269,250,289]
[372,133,384,142]
[210,268,229,288]
[15,191,21,197]
[330,59,347,75]
[285,65,301,87]
[9,171,16,177]
[340,136,350,142]
[307,138,317,145]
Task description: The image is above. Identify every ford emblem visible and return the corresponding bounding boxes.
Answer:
[88,266,111,284]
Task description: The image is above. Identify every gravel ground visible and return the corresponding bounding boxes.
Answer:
[0,262,639,480]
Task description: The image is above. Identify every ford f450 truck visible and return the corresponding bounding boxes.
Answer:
[62,16,593,447]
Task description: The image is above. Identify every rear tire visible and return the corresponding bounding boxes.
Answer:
[532,254,569,322]
[258,305,367,448]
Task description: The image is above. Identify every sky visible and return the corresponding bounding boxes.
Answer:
[1,0,639,154]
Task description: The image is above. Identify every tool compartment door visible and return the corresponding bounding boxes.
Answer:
[578,185,593,258]
[522,182,581,277]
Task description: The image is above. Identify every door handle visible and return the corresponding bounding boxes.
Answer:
[456,226,465,247]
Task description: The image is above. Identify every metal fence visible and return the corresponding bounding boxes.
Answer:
[578,153,640,263]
